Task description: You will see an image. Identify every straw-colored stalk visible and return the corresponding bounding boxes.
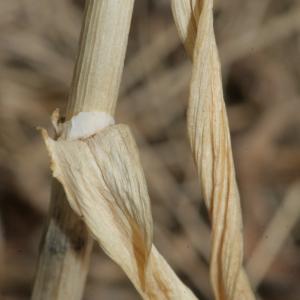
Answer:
[37,0,198,299]
[32,1,134,299]
[172,1,255,299]
[42,123,197,299]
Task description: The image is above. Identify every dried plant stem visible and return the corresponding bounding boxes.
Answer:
[31,1,134,299]
[121,25,179,93]
[247,181,300,289]
[172,1,255,299]
[221,5,300,68]
[31,183,93,300]
[38,0,198,296]
[43,122,198,300]
[66,0,134,117]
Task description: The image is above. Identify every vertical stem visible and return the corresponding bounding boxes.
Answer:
[67,0,134,117]
[32,181,93,300]
[31,1,134,299]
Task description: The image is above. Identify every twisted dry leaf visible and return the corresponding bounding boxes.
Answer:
[42,118,198,300]
[172,0,255,299]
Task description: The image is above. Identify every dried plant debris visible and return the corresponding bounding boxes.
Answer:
[1,0,300,300]
[41,115,197,299]
[172,1,254,299]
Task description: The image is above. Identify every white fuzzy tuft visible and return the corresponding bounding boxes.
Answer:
[62,112,115,140]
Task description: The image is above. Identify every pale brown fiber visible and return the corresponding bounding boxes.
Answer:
[35,0,200,298]
[172,1,255,299]
[42,121,197,300]
[32,1,134,299]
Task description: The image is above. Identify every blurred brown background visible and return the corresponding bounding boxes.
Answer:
[0,0,300,299]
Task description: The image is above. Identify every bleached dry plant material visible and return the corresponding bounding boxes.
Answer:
[172,1,255,299]
[42,120,198,299]
[247,181,300,289]
[37,0,198,299]
[32,1,136,300]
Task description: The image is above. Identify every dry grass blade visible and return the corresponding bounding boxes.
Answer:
[1,1,300,299]
[247,181,300,289]
[42,123,198,299]
[121,25,179,93]
[172,0,255,299]
[221,5,300,68]
[43,125,153,292]
[35,0,199,299]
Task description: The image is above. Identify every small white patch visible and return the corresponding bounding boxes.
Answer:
[61,112,115,140]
